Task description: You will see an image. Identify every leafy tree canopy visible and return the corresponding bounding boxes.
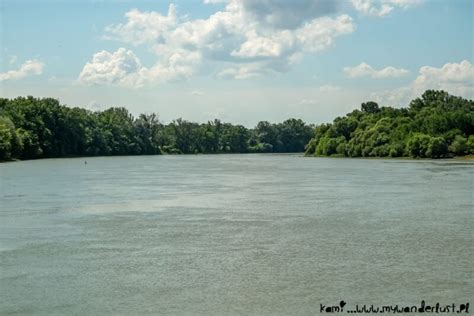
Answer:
[0,96,314,161]
[305,90,473,159]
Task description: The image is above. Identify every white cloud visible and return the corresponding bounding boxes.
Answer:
[80,1,355,87]
[350,0,422,17]
[204,0,228,3]
[0,59,44,81]
[344,62,409,79]
[217,63,267,79]
[413,60,474,95]
[78,47,200,88]
[238,0,340,29]
[371,60,474,105]
[296,15,354,53]
[370,86,411,106]
[319,84,341,92]
[147,49,201,82]
[104,5,177,46]
[229,14,354,62]
[78,48,146,87]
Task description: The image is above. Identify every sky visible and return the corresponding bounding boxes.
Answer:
[0,0,473,126]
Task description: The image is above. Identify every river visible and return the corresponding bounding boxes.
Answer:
[0,155,472,314]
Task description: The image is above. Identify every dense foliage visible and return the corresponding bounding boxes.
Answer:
[1,90,472,161]
[305,90,473,158]
[0,96,314,161]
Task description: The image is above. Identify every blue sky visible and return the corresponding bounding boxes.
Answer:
[1,0,472,126]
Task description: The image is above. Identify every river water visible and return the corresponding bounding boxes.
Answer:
[0,155,472,315]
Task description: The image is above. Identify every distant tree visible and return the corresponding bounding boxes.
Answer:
[278,118,314,152]
[0,91,471,161]
[134,113,161,154]
[305,90,473,159]
[0,116,15,160]
[361,101,380,114]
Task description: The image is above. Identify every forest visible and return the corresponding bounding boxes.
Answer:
[305,90,473,158]
[0,90,472,161]
[0,96,313,161]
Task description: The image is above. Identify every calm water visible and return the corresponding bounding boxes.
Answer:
[0,155,472,315]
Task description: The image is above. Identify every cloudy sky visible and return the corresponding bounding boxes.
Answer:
[0,0,472,126]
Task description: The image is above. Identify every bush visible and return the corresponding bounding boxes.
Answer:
[406,133,431,158]
[449,135,468,155]
[468,135,474,154]
[427,137,448,158]
[389,143,404,157]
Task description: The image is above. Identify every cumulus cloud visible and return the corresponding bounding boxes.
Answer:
[0,59,44,81]
[238,0,340,29]
[79,0,355,86]
[296,15,354,53]
[350,0,422,17]
[104,5,177,46]
[78,48,146,87]
[371,60,474,105]
[79,47,200,88]
[344,62,409,79]
[412,60,474,95]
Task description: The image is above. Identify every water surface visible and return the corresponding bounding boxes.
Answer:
[1,155,472,315]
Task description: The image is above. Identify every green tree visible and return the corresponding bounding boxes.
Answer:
[448,135,468,155]
[361,101,380,114]
[426,137,448,158]
[0,116,15,160]
[305,90,473,159]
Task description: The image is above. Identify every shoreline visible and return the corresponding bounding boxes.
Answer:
[0,152,304,163]
[305,154,474,161]
[2,153,473,164]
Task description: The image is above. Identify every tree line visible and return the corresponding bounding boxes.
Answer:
[0,96,314,161]
[1,90,472,161]
[305,90,473,158]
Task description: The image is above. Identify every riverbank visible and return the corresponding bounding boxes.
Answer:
[3,152,474,164]
[304,154,474,161]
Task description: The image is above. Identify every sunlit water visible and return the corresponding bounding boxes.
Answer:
[1,155,472,315]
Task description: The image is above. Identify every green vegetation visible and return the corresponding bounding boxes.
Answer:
[305,90,473,158]
[0,96,314,161]
[1,90,472,161]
